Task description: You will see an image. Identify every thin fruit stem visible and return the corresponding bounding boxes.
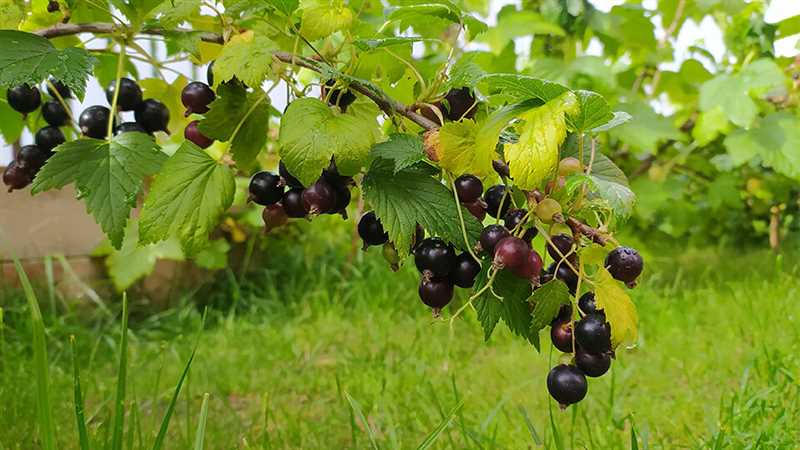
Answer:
[107,43,127,139]
[45,79,78,130]
[535,224,591,287]
[448,174,482,266]
[450,267,498,325]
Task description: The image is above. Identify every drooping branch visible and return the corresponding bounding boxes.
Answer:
[34,22,224,44]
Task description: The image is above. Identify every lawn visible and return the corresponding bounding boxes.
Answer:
[1,220,799,449]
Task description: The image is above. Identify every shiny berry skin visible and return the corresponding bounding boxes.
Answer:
[249,171,284,206]
[17,145,51,172]
[279,161,304,188]
[206,61,215,86]
[282,188,308,218]
[555,304,572,322]
[79,106,114,139]
[547,364,588,406]
[454,174,483,203]
[484,185,510,218]
[578,292,600,316]
[575,349,611,377]
[550,320,573,353]
[262,204,288,232]
[504,208,526,231]
[181,82,216,116]
[605,247,644,286]
[7,84,41,114]
[418,277,454,309]
[47,0,59,12]
[322,80,357,111]
[47,79,72,99]
[414,238,456,278]
[329,182,351,217]
[443,87,476,121]
[358,211,389,248]
[35,126,65,152]
[135,99,170,133]
[451,252,481,288]
[535,198,562,224]
[549,262,579,293]
[106,78,143,111]
[492,159,510,178]
[575,314,612,354]
[493,236,530,270]
[302,178,337,214]
[115,122,147,134]
[478,224,510,255]
[41,100,69,127]
[464,199,486,221]
[3,161,32,192]
[547,234,575,262]
[184,120,214,148]
[510,249,543,281]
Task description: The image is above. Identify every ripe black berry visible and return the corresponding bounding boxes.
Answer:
[547,364,587,407]
[454,174,483,203]
[282,188,308,218]
[106,78,143,111]
[322,80,356,111]
[510,249,543,282]
[493,236,529,270]
[575,314,611,354]
[478,224,510,255]
[135,99,170,134]
[302,178,337,215]
[7,84,41,114]
[41,100,69,127]
[442,87,476,121]
[207,61,215,86]
[249,171,284,206]
[3,161,32,192]
[464,199,486,221]
[547,234,575,262]
[279,161,304,188]
[35,126,65,151]
[414,237,456,278]
[578,292,600,316]
[503,208,526,231]
[115,122,147,134]
[605,247,644,287]
[262,203,288,232]
[575,349,611,377]
[484,185,510,218]
[358,211,388,248]
[451,252,481,288]
[418,277,454,309]
[548,262,579,293]
[17,145,51,172]
[321,161,352,187]
[184,120,214,148]
[329,182,351,217]
[47,0,59,12]
[79,105,113,139]
[47,79,72,99]
[550,320,573,353]
[555,304,572,322]
[492,159,510,178]
[181,82,216,116]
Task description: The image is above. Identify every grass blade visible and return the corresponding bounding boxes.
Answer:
[110,293,130,450]
[71,336,91,450]
[518,405,542,445]
[416,401,463,450]
[193,393,211,450]
[13,259,57,450]
[344,392,380,450]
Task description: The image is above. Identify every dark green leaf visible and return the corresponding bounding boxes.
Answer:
[529,280,571,334]
[369,134,425,174]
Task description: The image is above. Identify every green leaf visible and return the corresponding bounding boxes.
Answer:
[104,220,184,291]
[279,97,380,186]
[362,159,482,255]
[213,31,277,88]
[0,30,95,99]
[146,0,200,28]
[569,90,614,133]
[479,73,570,103]
[369,133,425,174]
[139,142,236,254]
[608,101,681,153]
[265,0,298,15]
[0,1,24,28]
[505,93,578,190]
[388,3,461,25]
[31,133,166,248]
[479,9,564,52]
[723,112,800,181]
[194,239,231,270]
[353,37,432,51]
[300,4,353,40]
[591,111,632,133]
[529,280,571,335]
[562,140,635,219]
[473,269,536,347]
[594,268,638,348]
[692,107,730,146]
[199,81,270,167]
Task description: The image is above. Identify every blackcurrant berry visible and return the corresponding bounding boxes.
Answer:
[135,99,170,134]
[504,208,527,231]
[535,198,562,224]
[262,203,288,232]
[302,178,337,215]
[41,100,69,127]
[555,304,572,322]
[78,106,113,139]
[547,234,575,262]
[279,161,304,188]
[411,224,425,252]
[329,182,351,217]
[414,237,456,278]
[249,171,284,206]
[106,78,143,111]
[322,80,356,111]
[358,211,388,248]
[17,145,51,172]
[547,364,588,407]
[450,252,481,288]
[442,87,476,121]
[206,61,215,86]
[418,277,454,309]
[510,249,543,282]
[478,224,510,255]
[578,292,601,317]
[47,0,59,13]
[558,157,582,176]
[464,199,486,221]
[484,185,510,218]
[321,160,352,187]
[605,247,644,287]
[181,82,216,116]
[575,314,611,354]
[3,161,32,192]
[575,348,611,378]
[47,79,72,99]
[184,120,214,148]
[548,262,579,293]
[493,236,530,270]
[550,320,573,353]
[492,159,510,179]
[282,188,308,218]
[35,126,65,152]
[7,84,41,114]
[115,122,148,134]
[454,174,483,203]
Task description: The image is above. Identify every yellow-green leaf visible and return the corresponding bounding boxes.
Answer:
[505,92,577,190]
[594,268,638,348]
[213,31,277,88]
[300,5,353,40]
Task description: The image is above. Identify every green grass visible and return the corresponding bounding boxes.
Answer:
[0,218,799,449]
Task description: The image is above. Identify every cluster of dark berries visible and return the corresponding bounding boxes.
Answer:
[181,68,216,148]
[250,160,353,233]
[413,237,480,314]
[321,79,357,112]
[419,87,478,125]
[103,77,169,136]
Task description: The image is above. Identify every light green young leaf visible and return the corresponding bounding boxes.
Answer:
[608,101,681,153]
[569,90,614,133]
[139,142,236,254]
[692,107,730,146]
[723,112,800,181]
[506,92,578,189]
[104,220,184,292]
[31,134,166,248]
[213,31,277,88]
[479,73,570,103]
[279,98,379,186]
[300,5,353,40]
[594,268,638,348]
[562,140,635,219]
[194,239,231,270]
[369,133,425,174]
[146,0,200,28]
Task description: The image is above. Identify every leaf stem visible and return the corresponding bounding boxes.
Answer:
[107,43,127,139]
